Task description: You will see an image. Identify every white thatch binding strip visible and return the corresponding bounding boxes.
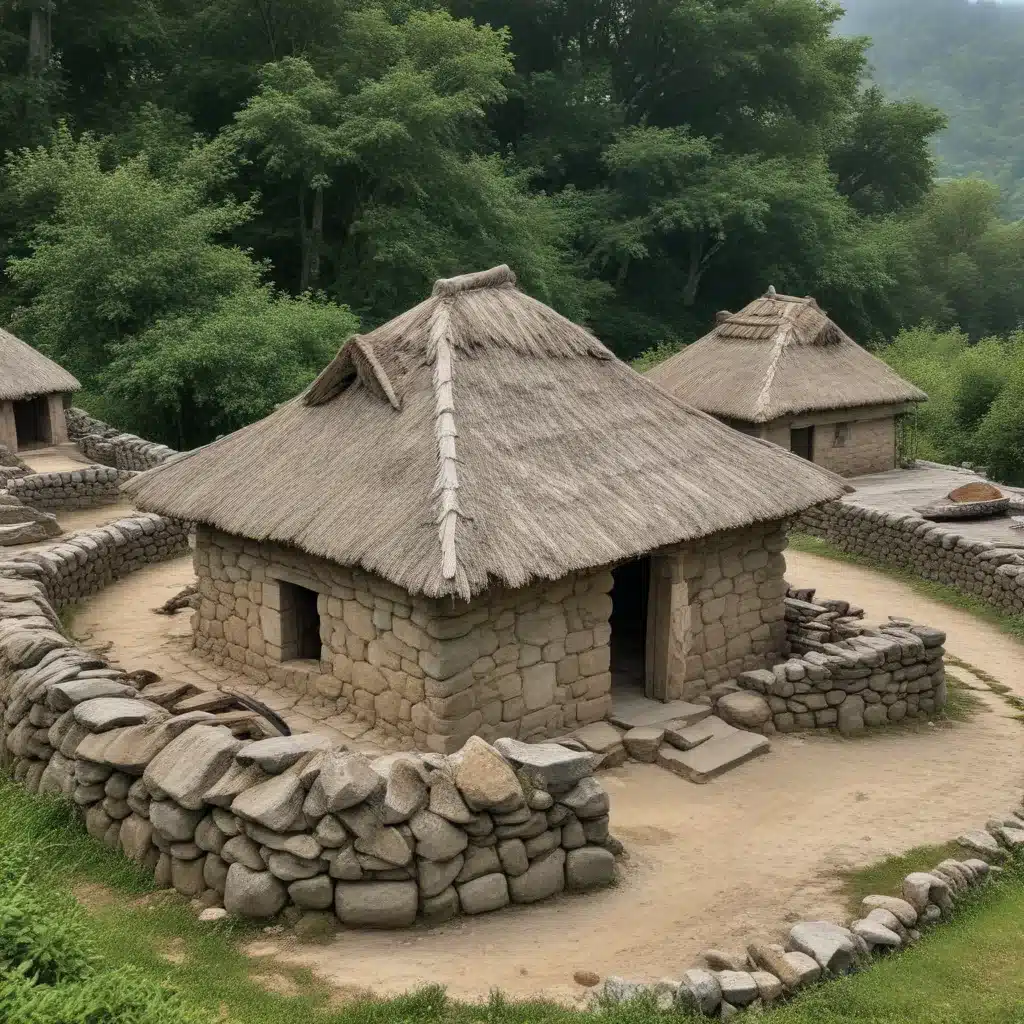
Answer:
[0,327,81,401]
[124,267,850,600]
[647,291,926,423]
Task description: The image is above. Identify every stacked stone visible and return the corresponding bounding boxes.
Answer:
[0,465,29,485]
[0,493,62,546]
[0,513,190,608]
[6,466,131,510]
[729,591,946,735]
[799,501,1024,616]
[598,851,998,1019]
[65,408,178,472]
[194,527,616,753]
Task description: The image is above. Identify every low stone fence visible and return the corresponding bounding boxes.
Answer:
[799,501,1024,617]
[0,517,616,927]
[0,512,190,608]
[5,465,133,510]
[65,407,179,471]
[719,587,946,736]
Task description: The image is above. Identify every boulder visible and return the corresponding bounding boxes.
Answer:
[454,736,524,811]
[118,814,154,862]
[305,751,382,814]
[558,777,609,819]
[73,697,160,733]
[49,679,138,711]
[497,838,529,876]
[493,736,600,789]
[418,854,464,899]
[717,971,758,1007]
[382,758,429,824]
[508,848,565,903]
[455,844,501,884]
[716,692,771,730]
[957,828,1007,861]
[223,864,287,918]
[457,872,510,915]
[353,825,413,867]
[565,846,615,890]
[788,921,857,975]
[675,969,721,1015]
[902,872,951,913]
[861,895,917,928]
[428,774,474,824]
[851,918,902,947]
[751,971,784,1003]
[747,943,821,992]
[149,801,204,841]
[171,855,207,897]
[334,881,418,928]
[236,734,333,773]
[288,875,334,910]
[266,851,322,881]
[231,773,304,832]
[410,809,469,861]
[622,726,664,763]
[221,835,268,870]
[144,725,242,809]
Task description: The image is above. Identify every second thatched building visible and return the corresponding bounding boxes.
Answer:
[646,290,927,477]
[125,267,848,753]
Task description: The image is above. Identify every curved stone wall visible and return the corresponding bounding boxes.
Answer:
[65,407,179,471]
[0,515,617,926]
[6,465,133,510]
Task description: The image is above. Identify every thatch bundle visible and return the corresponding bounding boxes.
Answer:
[646,291,927,423]
[125,267,847,599]
[0,328,81,401]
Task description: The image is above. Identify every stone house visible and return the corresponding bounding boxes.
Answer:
[645,290,927,477]
[126,266,846,753]
[0,327,81,451]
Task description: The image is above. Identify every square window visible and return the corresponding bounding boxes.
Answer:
[833,422,851,448]
[278,580,322,661]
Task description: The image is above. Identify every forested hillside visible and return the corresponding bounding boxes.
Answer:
[840,0,1024,216]
[1,0,1023,450]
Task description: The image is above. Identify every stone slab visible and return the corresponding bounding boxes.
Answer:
[656,731,770,783]
[664,715,737,751]
[608,696,712,731]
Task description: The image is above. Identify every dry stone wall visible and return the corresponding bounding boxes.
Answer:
[0,526,618,927]
[194,528,617,754]
[5,465,132,510]
[65,407,178,471]
[799,500,1024,616]
[722,587,947,736]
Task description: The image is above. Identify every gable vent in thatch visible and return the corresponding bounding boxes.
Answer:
[305,336,401,409]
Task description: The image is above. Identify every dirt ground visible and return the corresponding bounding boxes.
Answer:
[73,549,1024,1004]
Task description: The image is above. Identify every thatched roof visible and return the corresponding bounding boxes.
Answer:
[124,266,848,600]
[0,327,81,401]
[646,290,927,424]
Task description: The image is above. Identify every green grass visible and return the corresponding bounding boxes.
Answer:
[940,675,988,722]
[787,533,1024,645]
[836,842,966,912]
[3,771,1024,1024]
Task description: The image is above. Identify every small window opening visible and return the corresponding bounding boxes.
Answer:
[280,581,322,661]
[833,422,851,448]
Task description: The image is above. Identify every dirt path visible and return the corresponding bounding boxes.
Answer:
[74,550,1024,1004]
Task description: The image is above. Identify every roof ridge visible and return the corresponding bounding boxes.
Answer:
[752,320,796,420]
[427,296,469,599]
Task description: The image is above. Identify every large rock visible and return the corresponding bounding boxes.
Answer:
[353,826,413,866]
[304,752,382,814]
[334,881,418,928]
[428,774,474,824]
[788,921,858,974]
[851,918,902,947]
[716,692,771,730]
[508,848,565,903]
[223,864,287,918]
[558,777,609,819]
[288,875,334,910]
[222,835,265,871]
[493,737,600,789]
[458,872,509,914]
[418,854,464,898]
[49,679,138,711]
[73,697,160,733]
[958,828,1007,861]
[149,800,204,841]
[454,736,524,812]
[676,969,721,1015]
[0,518,61,545]
[621,727,664,762]
[144,725,242,809]
[861,895,918,928]
[902,872,951,913]
[565,847,615,890]
[382,758,429,824]
[231,773,304,832]
[717,971,758,1007]
[456,844,501,884]
[748,943,821,992]
[118,814,154,862]
[410,809,469,862]
[236,734,333,773]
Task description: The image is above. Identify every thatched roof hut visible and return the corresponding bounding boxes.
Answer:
[647,291,926,423]
[0,328,81,402]
[126,267,846,600]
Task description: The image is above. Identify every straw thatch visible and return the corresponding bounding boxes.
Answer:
[646,291,927,423]
[0,328,81,402]
[125,266,848,600]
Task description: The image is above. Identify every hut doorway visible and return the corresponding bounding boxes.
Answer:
[610,557,650,695]
[790,426,814,462]
[13,396,52,449]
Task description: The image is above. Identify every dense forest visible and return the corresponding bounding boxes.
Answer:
[0,0,1023,454]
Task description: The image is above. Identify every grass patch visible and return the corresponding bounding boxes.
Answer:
[57,599,81,637]
[941,675,988,722]
[837,842,966,912]
[787,533,1024,645]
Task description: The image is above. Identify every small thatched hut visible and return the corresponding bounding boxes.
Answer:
[125,266,847,752]
[646,290,927,477]
[0,328,81,451]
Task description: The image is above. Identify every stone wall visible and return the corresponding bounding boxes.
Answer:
[0,512,190,609]
[5,465,132,510]
[65,407,178,471]
[727,587,947,735]
[812,416,896,478]
[0,532,617,927]
[668,523,789,699]
[799,500,1024,616]
[193,528,615,755]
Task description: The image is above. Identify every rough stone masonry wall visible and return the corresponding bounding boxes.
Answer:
[0,526,617,927]
[812,417,897,479]
[732,587,947,735]
[65,407,179,471]
[670,522,789,699]
[5,465,133,510]
[193,528,615,755]
[799,500,1024,616]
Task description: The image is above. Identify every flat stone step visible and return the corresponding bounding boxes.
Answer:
[664,715,737,751]
[656,731,771,784]
[609,696,712,731]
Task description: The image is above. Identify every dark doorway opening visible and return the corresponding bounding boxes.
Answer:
[790,426,814,462]
[13,396,52,449]
[610,557,650,693]
[280,581,322,661]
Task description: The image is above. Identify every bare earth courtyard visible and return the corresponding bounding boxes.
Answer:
[66,547,1024,1004]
